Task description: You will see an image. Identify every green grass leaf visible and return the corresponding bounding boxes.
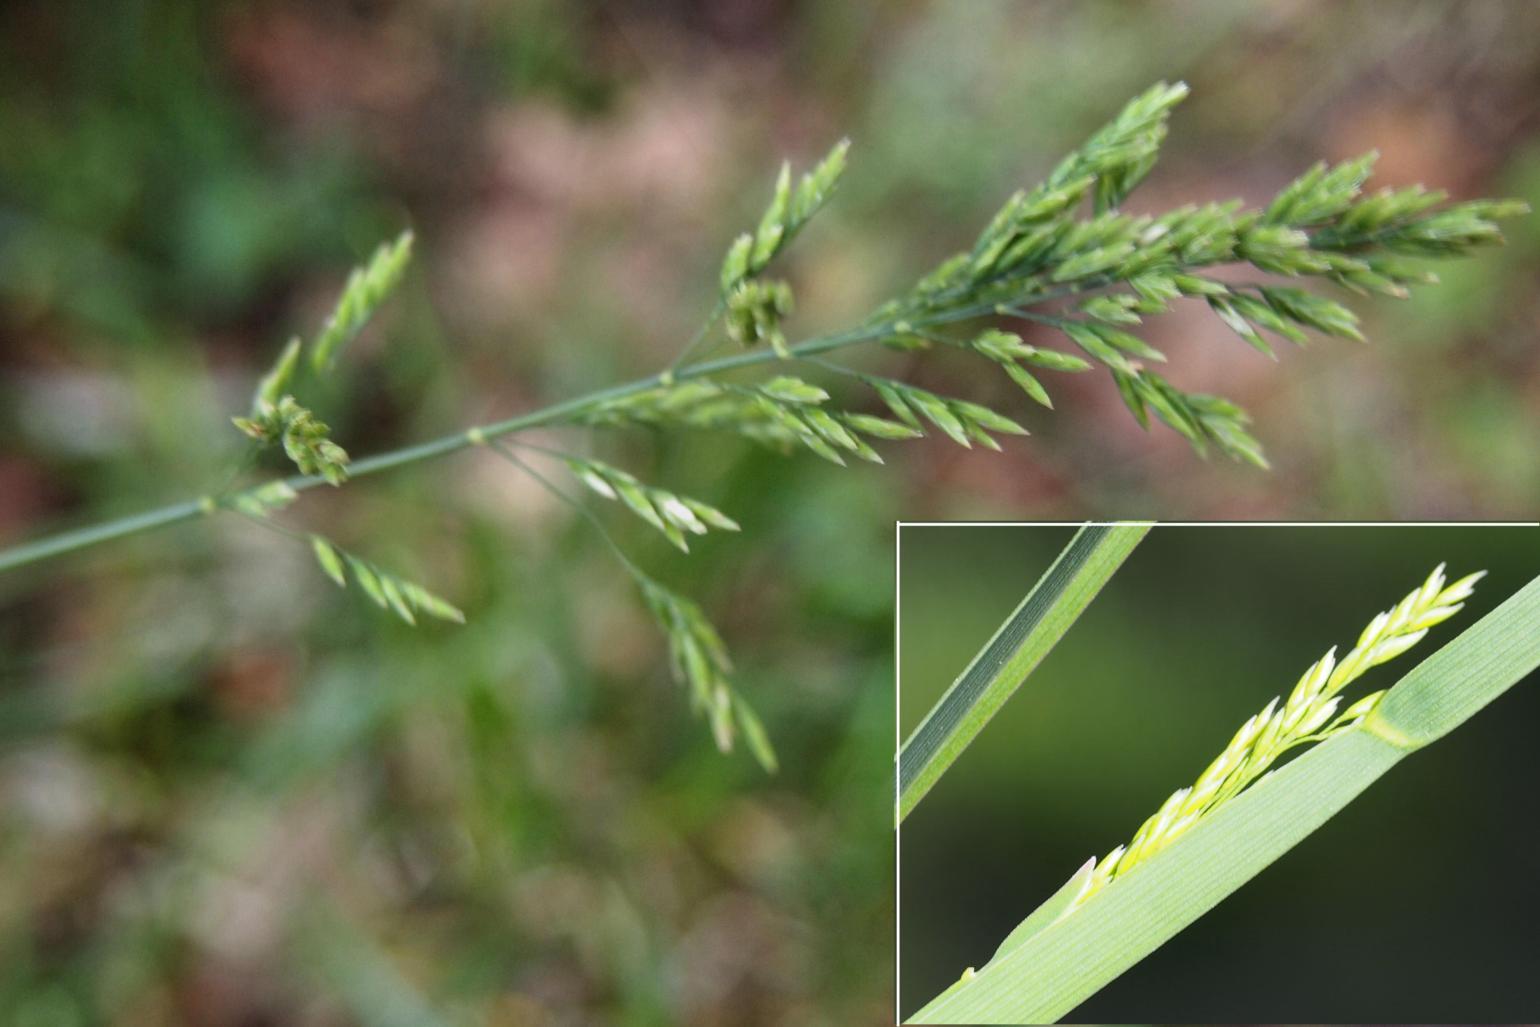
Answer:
[896,523,1150,823]
[911,573,1540,1024]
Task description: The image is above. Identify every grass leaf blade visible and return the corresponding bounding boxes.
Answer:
[897,522,1150,823]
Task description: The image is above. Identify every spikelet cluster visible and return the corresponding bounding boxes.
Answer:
[640,580,777,773]
[233,394,351,484]
[233,230,416,483]
[604,84,1522,471]
[719,142,851,363]
[567,456,739,552]
[584,376,925,465]
[310,535,464,626]
[887,85,1524,464]
[1077,563,1484,905]
[726,279,795,357]
[719,141,850,295]
[310,231,415,371]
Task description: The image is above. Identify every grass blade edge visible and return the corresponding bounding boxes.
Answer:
[897,521,1150,823]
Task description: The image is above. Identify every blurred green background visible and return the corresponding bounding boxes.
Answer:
[899,524,1540,1022]
[1,0,1539,1023]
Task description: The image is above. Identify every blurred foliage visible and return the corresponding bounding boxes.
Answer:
[900,525,1540,1021]
[2,0,1539,1023]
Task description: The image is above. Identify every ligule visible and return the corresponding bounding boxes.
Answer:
[1074,563,1483,907]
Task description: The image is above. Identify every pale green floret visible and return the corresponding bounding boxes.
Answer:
[311,230,414,371]
[308,533,463,625]
[1075,562,1483,906]
[1296,695,1342,737]
[227,479,299,518]
[720,139,850,293]
[1088,845,1124,894]
[564,456,736,553]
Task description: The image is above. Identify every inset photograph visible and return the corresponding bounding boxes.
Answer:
[897,523,1540,1023]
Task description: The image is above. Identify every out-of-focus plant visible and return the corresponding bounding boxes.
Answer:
[0,84,1525,763]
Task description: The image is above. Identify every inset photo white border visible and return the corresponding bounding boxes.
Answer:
[895,520,1539,1025]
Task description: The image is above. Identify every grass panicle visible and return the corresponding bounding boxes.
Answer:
[1079,562,1483,901]
[0,85,1526,760]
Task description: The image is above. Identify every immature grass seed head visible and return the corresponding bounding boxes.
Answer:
[1076,563,1482,906]
[209,84,1518,773]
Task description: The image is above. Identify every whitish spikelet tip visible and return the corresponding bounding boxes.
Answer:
[1298,695,1341,735]
[1358,610,1390,648]
[1419,561,1448,605]
[1441,569,1486,604]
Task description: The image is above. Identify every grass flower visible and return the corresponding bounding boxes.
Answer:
[1079,562,1484,901]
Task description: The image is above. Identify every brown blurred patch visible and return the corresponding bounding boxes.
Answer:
[0,457,61,544]
[222,5,439,129]
[1326,94,1478,192]
[208,647,296,723]
[673,891,804,1027]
